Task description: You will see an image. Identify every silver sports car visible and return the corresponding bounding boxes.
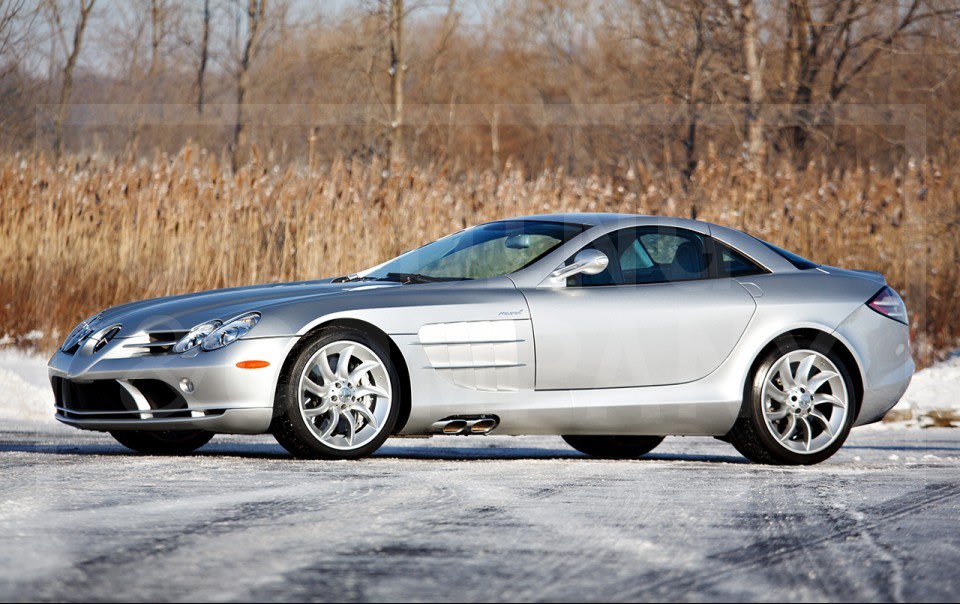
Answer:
[48,214,913,464]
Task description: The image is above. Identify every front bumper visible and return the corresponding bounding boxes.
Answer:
[48,335,299,434]
[833,305,915,426]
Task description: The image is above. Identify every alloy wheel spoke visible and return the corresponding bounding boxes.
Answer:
[809,409,834,438]
[343,410,357,445]
[767,384,788,404]
[304,400,330,418]
[316,351,337,383]
[355,384,389,399]
[777,358,796,390]
[806,371,838,394]
[347,361,379,385]
[319,407,340,439]
[778,414,797,443]
[796,354,817,387]
[766,407,789,421]
[800,417,814,451]
[351,403,378,429]
[303,377,328,399]
[814,393,846,409]
[335,346,356,380]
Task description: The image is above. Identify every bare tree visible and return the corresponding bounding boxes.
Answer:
[615,0,734,180]
[783,0,960,153]
[197,0,211,114]
[46,0,95,158]
[734,0,764,168]
[678,1,727,180]
[146,0,170,79]
[232,0,266,171]
[129,0,177,155]
[0,0,33,77]
[410,0,458,159]
[1,0,957,171]
[388,0,404,170]
[0,0,40,148]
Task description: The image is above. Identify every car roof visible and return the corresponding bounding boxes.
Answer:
[504,213,706,228]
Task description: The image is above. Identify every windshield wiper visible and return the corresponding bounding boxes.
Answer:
[376,273,467,284]
[331,274,378,283]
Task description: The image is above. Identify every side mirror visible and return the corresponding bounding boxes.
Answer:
[541,249,609,287]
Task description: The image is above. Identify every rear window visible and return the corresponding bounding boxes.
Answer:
[753,238,819,270]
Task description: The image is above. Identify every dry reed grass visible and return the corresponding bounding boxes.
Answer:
[1,144,957,367]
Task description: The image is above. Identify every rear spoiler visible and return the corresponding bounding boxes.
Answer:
[819,265,887,285]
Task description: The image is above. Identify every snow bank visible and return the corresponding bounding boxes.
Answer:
[0,349,54,422]
[881,352,960,428]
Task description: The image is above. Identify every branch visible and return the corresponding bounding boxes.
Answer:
[828,0,954,100]
[43,0,68,59]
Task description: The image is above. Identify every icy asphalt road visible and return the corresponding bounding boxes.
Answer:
[1,424,959,603]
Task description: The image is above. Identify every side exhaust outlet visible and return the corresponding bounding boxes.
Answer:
[441,420,468,434]
[430,415,500,435]
[470,418,498,434]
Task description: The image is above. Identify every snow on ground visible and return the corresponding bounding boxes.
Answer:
[0,349,53,422]
[0,347,957,427]
[880,351,960,428]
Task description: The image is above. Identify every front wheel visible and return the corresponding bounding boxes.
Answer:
[728,338,856,465]
[271,327,400,460]
[109,430,213,455]
[562,435,665,459]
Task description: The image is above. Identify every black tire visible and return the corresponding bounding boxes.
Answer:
[109,430,213,455]
[727,336,857,465]
[562,435,665,459]
[271,326,401,460]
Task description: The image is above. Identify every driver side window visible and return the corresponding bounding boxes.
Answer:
[570,227,710,286]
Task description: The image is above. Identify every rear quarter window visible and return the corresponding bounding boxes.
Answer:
[715,241,768,278]
[754,238,819,270]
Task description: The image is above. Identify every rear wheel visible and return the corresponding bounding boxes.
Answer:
[271,326,400,460]
[110,430,213,455]
[562,435,664,459]
[728,337,855,465]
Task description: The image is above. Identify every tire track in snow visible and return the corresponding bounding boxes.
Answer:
[628,481,959,598]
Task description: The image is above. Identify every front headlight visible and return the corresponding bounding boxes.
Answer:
[173,320,223,353]
[61,313,102,352]
[200,312,261,351]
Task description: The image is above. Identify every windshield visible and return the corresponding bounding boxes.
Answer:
[363,220,586,281]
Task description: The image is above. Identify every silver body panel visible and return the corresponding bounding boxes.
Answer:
[524,278,757,389]
[48,213,913,438]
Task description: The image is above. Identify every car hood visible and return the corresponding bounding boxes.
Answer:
[97,280,402,337]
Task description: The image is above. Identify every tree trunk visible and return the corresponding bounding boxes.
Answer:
[53,0,95,159]
[130,0,163,157]
[232,0,266,172]
[785,0,811,157]
[740,0,764,170]
[197,0,210,114]
[388,0,404,171]
[682,118,698,183]
[678,2,710,183]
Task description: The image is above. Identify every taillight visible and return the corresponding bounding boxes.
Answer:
[867,286,908,325]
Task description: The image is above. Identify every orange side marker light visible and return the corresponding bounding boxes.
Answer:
[236,360,270,369]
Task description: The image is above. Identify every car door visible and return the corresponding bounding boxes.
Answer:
[522,226,758,390]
